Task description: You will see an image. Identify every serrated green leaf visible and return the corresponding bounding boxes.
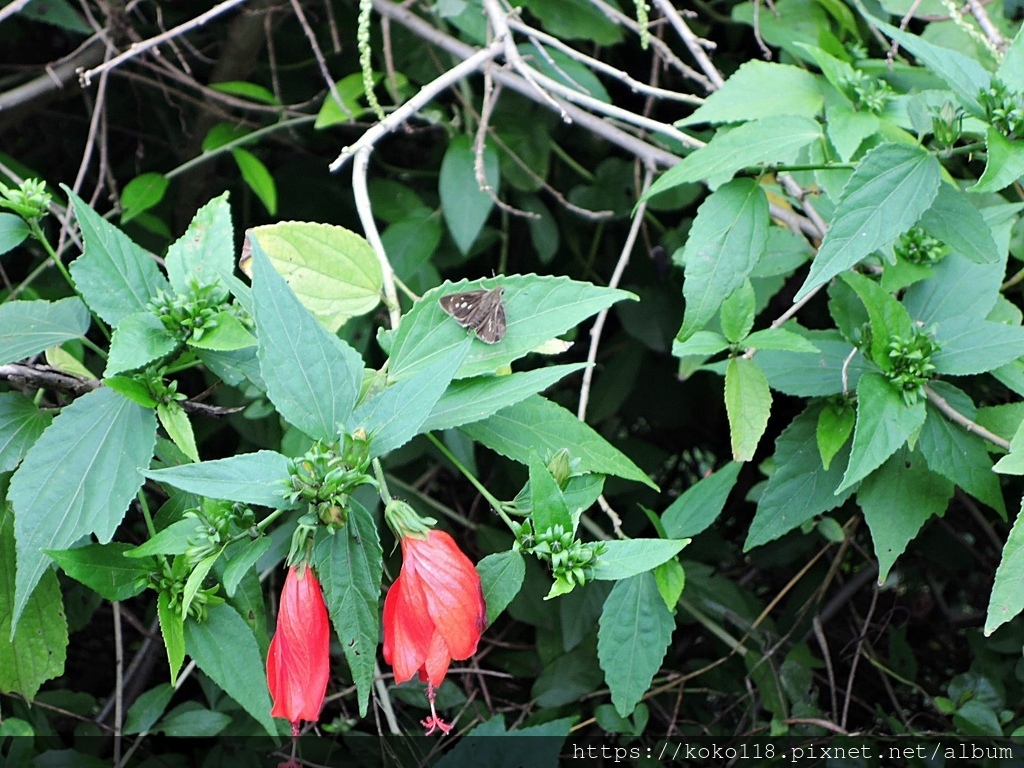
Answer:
[477,550,525,625]
[0,393,51,473]
[720,281,756,343]
[919,183,999,264]
[0,505,67,700]
[0,212,30,255]
[460,395,657,489]
[353,340,468,458]
[817,399,855,470]
[0,297,91,365]
[312,504,382,718]
[9,387,156,633]
[250,239,364,442]
[859,448,952,582]
[439,135,499,255]
[824,102,879,161]
[232,148,277,215]
[757,329,869,396]
[222,537,272,598]
[904,251,1007,324]
[46,542,153,601]
[104,375,158,407]
[795,144,942,300]
[971,128,1024,193]
[186,311,256,351]
[725,357,772,462]
[164,192,234,295]
[104,311,178,376]
[985,499,1024,635]
[645,115,822,198]
[591,539,688,581]
[120,173,168,225]
[158,590,185,684]
[678,179,769,340]
[678,61,823,126]
[385,274,634,380]
[247,221,383,332]
[672,330,730,358]
[597,573,674,717]
[125,518,196,560]
[156,402,199,464]
[422,363,586,433]
[932,317,1024,376]
[745,403,856,550]
[838,373,926,494]
[64,185,170,325]
[143,451,291,507]
[744,327,820,352]
[123,684,175,735]
[661,462,741,539]
[529,450,574,534]
[183,602,277,736]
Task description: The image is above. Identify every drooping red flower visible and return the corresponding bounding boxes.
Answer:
[267,565,331,736]
[382,529,487,734]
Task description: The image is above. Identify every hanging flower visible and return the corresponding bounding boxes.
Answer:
[382,525,487,735]
[266,565,331,736]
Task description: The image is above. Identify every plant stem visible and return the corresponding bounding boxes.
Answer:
[373,458,393,505]
[426,433,517,533]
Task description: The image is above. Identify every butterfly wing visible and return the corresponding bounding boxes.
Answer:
[475,297,506,344]
[439,286,506,344]
[439,289,487,325]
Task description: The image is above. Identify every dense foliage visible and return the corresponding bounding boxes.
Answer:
[5,0,1024,765]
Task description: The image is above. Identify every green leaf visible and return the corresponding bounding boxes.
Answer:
[520,0,621,44]
[932,317,1024,376]
[744,327,820,352]
[720,281,756,344]
[158,591,185,684]
[247,221,383,332]
[904,251,1008,324]
[985,499,1024,635]
[757,329,867,396]
[0,505,67,700]
[165,192,235,295]
[597,573,675,717]
[523,44,610,103]
[460,395,657,489]
[678,61,823,126]
[529,451,574,534]
[918,184,1000,264]
[422,363,587,432]
[186,311,256,351]
[312,503,382,718]
[677,179,769,340]
[591,539,688,581]
[859,448,953,582]
[920,382,1005,517]
[661,462,741,539]
[183,602,277,736]
[353,341,469,458]
[795,144,942,300]
[725,357,772,462]
[120,173,168,225]
[745,403,856,550]
[250,239,364,442]
[824,102,879,162]
[222,537,272,598]
[143,451,291,507]
[971,129,1024,194]
[9,387,156,632]
[154,704,231,737]
[840,271,913,369]
[817,399,855,470]
[477,550,526,625]
[0,297,91,366]
[385,275,635,380]
[0,212,30,255]
[645,115,822,198]
[124,518,196,559]
[439,135,499,255]
[104,311,179,376]
[232,148,277,215]
[156,402,199,464]
[0,393,51,473]
[63,185,170,325]
[46,543,153,601]
[837,373,927,494]
[209,80,280,105]
[123,684,175,735]
[104,375,158,408]
[654,559,685,612]
[315,72,393,126]
[181,553,218,621]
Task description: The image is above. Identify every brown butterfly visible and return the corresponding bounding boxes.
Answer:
[438,286,506,344]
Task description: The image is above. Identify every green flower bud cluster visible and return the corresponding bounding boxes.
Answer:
[979,79,1024,138]
[931,101,963,147]
[524,523,607,590]
[183,499,256,564]
[841,70,892,114]
[139,560,224,622]
[895,227,949,266]
[284,433,374,529]
[885,326,940,405]
[0,179,51,221]
[147,279,226,342]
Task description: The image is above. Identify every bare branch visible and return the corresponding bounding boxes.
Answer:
[651,0,725,89]
[0,0,32,26]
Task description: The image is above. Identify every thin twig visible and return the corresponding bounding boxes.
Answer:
[964,0,1006,52]
[0,0,32,26]
[289,0,348,117]
[79,0,251,86]
[352,146,401,329]
[650,0,724,89]
[473,75,539,219]
[112,603,124,766]
[925,385,1011,451]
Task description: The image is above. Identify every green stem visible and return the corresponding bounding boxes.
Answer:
[770,162,856,172]
[426,433,517,533]
[937,140,985,158]
[137,489,157,539]
[373,458,393,505]
[254,506,289,534]
[550,142,596,181]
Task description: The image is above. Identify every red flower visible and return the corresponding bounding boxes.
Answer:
[382,529,487,734]
[267,565,331,735]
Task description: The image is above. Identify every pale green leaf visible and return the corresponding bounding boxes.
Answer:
[972,129,1024,194]
[232,148,277,215]
[661,462,740,539]
[671,330,730,358]
[222,537,273,597]
[919,183,1000,264]
[678,61,823,126]
[591,539,688,581]
[0,213,29,256]
[158,590,185,684]
[933,317,1024,376]
[985,499,1024,634]
[143,450,291,507]
[529,450,574,534]
[0,297,90,366]
[104,312,178,376]
[165,192,234,294]
[725,357,772,462]
[120,173,168,225]
[0,393,51,473]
